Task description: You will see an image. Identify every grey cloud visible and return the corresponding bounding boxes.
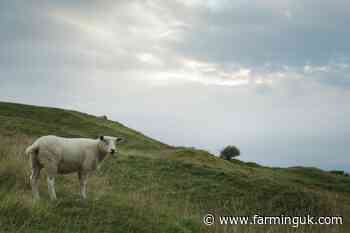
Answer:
[173,0,350,68]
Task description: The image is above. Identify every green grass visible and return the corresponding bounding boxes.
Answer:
[0,101,349,233]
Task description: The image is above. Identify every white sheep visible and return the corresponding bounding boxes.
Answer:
[25,135,123,201]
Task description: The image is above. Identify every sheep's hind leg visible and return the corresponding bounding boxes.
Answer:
[30,166,41,201]
[78,172,88,199]
[39,151,58,201]
[46,163,58,201]
[47,176,57,201]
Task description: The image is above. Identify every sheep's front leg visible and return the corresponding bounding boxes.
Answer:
[47,176,57,200]
[78,172,88,199]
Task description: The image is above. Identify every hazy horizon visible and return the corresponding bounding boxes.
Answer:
[1,0,349,172]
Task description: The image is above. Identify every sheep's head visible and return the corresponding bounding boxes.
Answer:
[98,136,124,156]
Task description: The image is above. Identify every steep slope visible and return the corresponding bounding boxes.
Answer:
[0,101,349,233]
[0,101,169,151]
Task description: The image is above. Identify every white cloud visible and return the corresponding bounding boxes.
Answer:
[137,53,164,66]
[303,65,330,74]
[283,10,292,19]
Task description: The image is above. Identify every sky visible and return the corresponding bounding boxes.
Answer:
[1,0,349,171]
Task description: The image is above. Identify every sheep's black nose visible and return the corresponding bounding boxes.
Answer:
[110,149,115,154]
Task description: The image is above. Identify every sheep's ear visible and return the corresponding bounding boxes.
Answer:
[99,136,104,141]
[116,137,124,143]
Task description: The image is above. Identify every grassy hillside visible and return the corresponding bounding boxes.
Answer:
[0,101,349,233]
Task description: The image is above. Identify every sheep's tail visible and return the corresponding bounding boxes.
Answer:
[25,142,40,170]
[25,142,39,156]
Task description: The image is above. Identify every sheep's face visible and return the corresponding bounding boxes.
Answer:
[98,136,123,155]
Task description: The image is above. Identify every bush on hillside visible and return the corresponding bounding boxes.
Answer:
[329,170,349,176]
[220,145,240,161]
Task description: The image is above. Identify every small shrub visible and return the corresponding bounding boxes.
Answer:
[329,170,347,176]
[220,145,240,161]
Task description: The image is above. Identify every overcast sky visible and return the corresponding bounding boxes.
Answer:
[1,0,349,171]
